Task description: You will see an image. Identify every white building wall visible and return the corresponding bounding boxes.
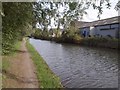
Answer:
[80,23,119,38]
[90,27,96,36]
[94,23,119,38]
[98,29,116,37]
[111,23,119,28]
[80,27,90,37]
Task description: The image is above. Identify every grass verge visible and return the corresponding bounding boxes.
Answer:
[2,41,22,88]
[2,41,21,70]
[26,40,63,88]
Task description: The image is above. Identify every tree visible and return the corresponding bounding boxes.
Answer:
[33,0,114,30]
[2,2,33,54]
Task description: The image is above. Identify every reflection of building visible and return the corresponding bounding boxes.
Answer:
[75,16,120,38]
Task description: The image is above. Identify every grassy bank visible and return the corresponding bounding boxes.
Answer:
[33,32,119,50]
[2,41,22,88]
[26,40,63,88]
[2,41,21,71]
[55,37,119,49]
[77,38,119,49]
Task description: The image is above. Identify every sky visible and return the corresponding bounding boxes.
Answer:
[37,0,118,29]
[53,0,118,28]
[81,0,118,22]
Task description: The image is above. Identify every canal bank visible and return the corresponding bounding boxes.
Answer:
[26,40,63,88]
[34,36,119,50]
[52,37,119,50]
[2,38,62,88]
[30,38,118,88]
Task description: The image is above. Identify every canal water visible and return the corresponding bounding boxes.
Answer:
[30,38,118,88]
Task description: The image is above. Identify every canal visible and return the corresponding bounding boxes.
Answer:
[30,38,118,88]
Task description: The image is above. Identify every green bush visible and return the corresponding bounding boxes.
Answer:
[2,2,33,54]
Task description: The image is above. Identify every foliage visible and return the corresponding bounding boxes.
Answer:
[32,28,50,40]
[33,2,56,30]
[32,26,81,43]
[2,41,21,71]
[80,37,119,49]
[32,28,62,40]
[32,29,42,39]
[33,0,113,30]
[32,0,119,42]
[2,2,33,54]
[2,41,22,88]
[26,40,62,88]
[115,1,120,10]
[52,29,61,38]
[60,26,81,43]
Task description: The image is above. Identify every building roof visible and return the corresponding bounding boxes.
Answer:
[75,21,90,28]
[77,16,120,28]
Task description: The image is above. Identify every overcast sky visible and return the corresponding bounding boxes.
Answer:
[82,0,118,22]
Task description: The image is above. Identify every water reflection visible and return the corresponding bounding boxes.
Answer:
[30,38,118,88]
